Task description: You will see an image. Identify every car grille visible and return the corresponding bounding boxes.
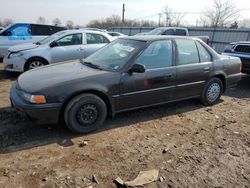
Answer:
[234,45,250,53]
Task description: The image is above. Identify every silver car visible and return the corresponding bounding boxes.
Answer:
[3,30,114,72]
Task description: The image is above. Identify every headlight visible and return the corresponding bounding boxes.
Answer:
[21,91,46,104]
[9,51,24,59]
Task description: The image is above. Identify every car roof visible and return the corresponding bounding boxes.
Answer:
[119,35,199,42]
[62,29,109,35]
[10,23,66,28]
[152,27,188,30]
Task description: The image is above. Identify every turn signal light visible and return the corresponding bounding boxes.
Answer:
[31,95,46,104]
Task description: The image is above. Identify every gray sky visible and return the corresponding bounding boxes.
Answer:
[1,0,250,26]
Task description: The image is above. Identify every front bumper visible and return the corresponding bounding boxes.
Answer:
[3,55,26,72]
[10,84,62,124]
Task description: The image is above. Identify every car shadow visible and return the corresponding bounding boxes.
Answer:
[0,99,210,154]
[0,68,20,81]
[225,75,250,99]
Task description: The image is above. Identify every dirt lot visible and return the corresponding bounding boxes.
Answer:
[0,62,249,188]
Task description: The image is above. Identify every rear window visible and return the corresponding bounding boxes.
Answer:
[175,39,199,65]
[162,29,174,35]
[31,25,51,35]
[31,25,66,36]
[196,41,212,62]
[234,45,250,53]
[176,29,187,36]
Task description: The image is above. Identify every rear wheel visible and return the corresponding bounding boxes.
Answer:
[24,58,48,71]
[64,94,107,134]
[200,77,223,106]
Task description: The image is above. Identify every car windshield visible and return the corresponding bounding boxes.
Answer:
[36,31,67,45]
[85,39,145,71]
[147,28,163,35]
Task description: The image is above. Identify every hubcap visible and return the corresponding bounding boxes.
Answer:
[76,104,98,126]
[29,61,44,69]
[207,83,221,102]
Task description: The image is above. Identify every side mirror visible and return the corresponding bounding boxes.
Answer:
[128,63,145,74]
[50,41,58,48]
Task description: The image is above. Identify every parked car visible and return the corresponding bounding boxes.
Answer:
[4,30,114,72]
[10,36,242,133]
[147,27,211,45]
[107,31,127,38]
[222,41,250,74]
[0,23,67,59]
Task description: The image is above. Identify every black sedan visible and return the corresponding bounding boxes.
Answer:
[10,36,242,133]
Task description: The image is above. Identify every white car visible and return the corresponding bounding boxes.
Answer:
[3,30,114,72]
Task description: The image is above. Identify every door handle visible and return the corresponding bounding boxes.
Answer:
[164,74,173,79]
[204,67,210,72]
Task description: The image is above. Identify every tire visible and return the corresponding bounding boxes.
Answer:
[64,94,107,134]
[24,58,48,71]
[200,77,223,106]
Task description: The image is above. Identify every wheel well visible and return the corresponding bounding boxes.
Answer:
[214,75,226,93]
[24,57,49,71]
[59,90,113,122]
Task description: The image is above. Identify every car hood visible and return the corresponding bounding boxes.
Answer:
[9,43,39,52]
[17,60,107,93]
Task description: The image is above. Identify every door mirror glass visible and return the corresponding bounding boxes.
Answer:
[50,41,58,48]
[128,63,145,74]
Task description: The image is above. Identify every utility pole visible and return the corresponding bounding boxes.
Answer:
[165,12,170,27]
[158,13,162,27]
[122,3,125,23]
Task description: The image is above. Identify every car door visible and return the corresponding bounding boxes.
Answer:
[119,40,176,111]
[82,33,110,57]
[174,39,213,99]
[50,33,85,63]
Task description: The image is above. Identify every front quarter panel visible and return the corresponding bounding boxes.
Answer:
[42,71,122,113]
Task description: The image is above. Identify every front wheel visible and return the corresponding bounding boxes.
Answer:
[64,94,107,134]
[24,58,47,71]
[200,78,223,106]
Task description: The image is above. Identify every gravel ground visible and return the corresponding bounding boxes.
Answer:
[0,63,249,188]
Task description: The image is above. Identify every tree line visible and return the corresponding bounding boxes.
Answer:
[1,0,250,29]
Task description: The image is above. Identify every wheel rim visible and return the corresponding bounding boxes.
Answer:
[207,83,221,103]
[29,61,44,69]
[76,104,98,126]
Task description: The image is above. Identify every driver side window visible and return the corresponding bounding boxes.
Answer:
[134,40,173,69]
[57,33,82,46]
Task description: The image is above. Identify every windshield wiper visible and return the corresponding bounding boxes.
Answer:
[81,60,103,70]
[35,41,41,45]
